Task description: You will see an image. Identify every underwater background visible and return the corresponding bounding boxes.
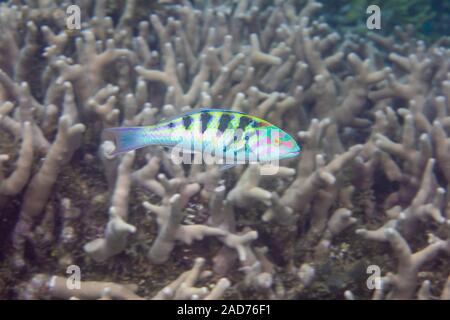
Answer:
[0,0,450,300]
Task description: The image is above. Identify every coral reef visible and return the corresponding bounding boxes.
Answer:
[0,0,450,300]
[319,0,448,41]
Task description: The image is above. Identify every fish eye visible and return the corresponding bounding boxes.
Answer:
[274,138,280,145]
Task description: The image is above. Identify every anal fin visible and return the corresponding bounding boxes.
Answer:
[219,163,238,171]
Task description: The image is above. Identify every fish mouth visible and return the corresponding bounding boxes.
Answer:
[282,151,300,159]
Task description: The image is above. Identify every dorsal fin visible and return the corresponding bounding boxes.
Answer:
[162,108,247,121]
[158,108,247,124]
[156,108,272,128]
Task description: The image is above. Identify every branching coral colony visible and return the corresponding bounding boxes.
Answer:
[0,0,450,300]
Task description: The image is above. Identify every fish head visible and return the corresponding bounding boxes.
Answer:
[251,127,301,161]
[274,129,301,160]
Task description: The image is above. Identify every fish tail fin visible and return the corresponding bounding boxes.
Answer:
[103,127,150,156]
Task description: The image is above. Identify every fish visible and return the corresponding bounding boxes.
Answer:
[104,109,301,168]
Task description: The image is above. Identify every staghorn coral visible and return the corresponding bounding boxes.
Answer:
[17,257,229,300]
[0,0,450,300]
